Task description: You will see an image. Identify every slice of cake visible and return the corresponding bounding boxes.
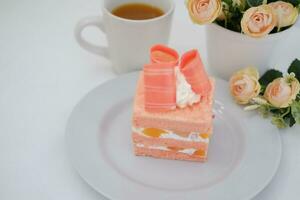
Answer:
[132,45,214,162]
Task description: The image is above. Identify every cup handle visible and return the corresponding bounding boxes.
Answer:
[74,16,109,58]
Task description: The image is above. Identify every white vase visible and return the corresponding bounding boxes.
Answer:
[205,23,299,80]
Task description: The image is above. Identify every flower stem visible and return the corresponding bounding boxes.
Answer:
[280,107,290,118]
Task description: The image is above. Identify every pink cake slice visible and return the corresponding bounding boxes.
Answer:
[133,74,214,134]
[132,74,215,162]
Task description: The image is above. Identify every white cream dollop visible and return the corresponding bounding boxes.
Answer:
[136,144,169,151]
[135,143,198,155]
[175,67,201,108]
[178,148,197,155]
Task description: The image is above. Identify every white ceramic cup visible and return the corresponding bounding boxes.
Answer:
[75,0,174,74]
[206,19,300,80]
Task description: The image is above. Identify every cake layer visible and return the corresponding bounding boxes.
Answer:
[134,145,207,162]
[133,126,212,141]
[132,74,215,134]
[132,127,211,149]
[132,132,209,149]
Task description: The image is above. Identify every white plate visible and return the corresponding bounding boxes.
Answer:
[66,72,281,200]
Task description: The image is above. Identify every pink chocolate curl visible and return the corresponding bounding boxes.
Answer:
[144,62,176,112]
[150,44,179,65]
[180,49,211,95]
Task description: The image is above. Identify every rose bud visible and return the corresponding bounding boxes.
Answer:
[264,76,300,108]
[186,0,222,24]
[241,5,277,38]
[229,67,261,104]
[269,1,299,29]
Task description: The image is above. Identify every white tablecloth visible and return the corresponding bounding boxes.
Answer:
[1,0,300,199]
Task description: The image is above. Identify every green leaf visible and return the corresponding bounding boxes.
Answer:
[270,107,289,116]
[287,59,300,81]
[260,85,266,94]
[223,0,232,5]
[285,112,296,127]
[291,101,300,124]
[279,107,296,127]
[290,116,296,127]
[258,105,270,118]
[271,115,288,128]
[259,69,283,91]
[247,0,264,7]
[285,0,300,7]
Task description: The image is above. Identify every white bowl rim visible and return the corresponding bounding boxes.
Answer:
[208,21,297,41]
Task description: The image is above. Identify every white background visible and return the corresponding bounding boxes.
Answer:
[0,0,300,199]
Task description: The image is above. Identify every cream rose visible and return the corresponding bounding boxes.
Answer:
[241,5,277,38]
[269,1,299,29]
[264,77,300,108]
[186,0,222,24]
[229,67,261,104]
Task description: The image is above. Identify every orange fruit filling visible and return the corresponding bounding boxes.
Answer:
[193,149,206,157]
[199,133,210,139]
[143,128,166,138]
[168,146,184,151]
